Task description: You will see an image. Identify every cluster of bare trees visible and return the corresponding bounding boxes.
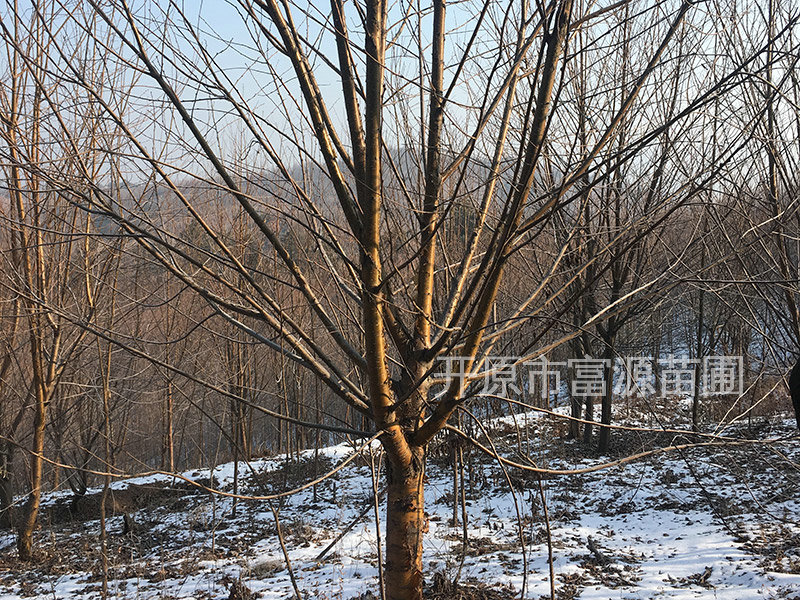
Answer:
[0,0,798,598]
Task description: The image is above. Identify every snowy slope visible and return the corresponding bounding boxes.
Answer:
[1,411,800,600]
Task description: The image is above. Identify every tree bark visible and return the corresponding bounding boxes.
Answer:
[598,346,615,453]
[693,219,707,433]
[384,448,425,600]
[583,396,594,445]
[0,441,12,530]
[0,477,12,530]
[790,359,800,430]
[569,394,582,440]
[17,386,46,561]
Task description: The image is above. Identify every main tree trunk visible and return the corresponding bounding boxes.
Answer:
[384,448,425,600]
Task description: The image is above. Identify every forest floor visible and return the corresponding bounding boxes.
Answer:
[2,403,800,600]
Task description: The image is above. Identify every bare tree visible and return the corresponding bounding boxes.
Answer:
[1,0,796,597]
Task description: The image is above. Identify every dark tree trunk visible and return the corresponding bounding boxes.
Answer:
[0,443,12,529]
[569,394,582,440]
[451,436,459,526]
[790,359,800,429]
[0,476,12,529]
[583,397,594,445]
[597,347,615,453]
[17,385,46,561]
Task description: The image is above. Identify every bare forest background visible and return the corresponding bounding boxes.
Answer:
[0,0,798,598]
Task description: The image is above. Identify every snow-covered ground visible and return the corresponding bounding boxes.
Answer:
[2,410,800,599]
